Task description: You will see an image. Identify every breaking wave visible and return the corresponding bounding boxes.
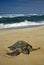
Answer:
[0,20,44,29]
[0,14,44,29]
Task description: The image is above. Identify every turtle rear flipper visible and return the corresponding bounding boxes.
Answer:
[8,46,15,50]
[6,50,20,56]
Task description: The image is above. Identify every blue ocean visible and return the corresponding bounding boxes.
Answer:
[0,14,44,29]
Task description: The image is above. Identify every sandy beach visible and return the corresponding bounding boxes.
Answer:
[0,26,44,65]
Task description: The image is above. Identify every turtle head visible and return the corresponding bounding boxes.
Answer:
[27,45,33,52]
[22,48,30,55]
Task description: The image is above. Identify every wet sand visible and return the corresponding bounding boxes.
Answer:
[0,26,44,65]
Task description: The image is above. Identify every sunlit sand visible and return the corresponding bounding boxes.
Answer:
[0,26,44,65]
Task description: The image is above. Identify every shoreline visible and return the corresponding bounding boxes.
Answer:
[0,24,44,30]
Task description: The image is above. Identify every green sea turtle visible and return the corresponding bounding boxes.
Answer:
[6,40,40,56]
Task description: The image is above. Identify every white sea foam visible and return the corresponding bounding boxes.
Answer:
[0,14,41,18]
[0,20,44,29]
[0,14,25,18]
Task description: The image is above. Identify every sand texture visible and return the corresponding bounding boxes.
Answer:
[0,26,44,65]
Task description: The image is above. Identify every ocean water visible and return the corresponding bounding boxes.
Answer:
[0,14,44,29]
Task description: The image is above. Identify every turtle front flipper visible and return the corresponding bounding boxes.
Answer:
[32,47,40,51]
[6,50,20,56]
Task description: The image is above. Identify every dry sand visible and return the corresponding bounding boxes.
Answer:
[0,26,44,65]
